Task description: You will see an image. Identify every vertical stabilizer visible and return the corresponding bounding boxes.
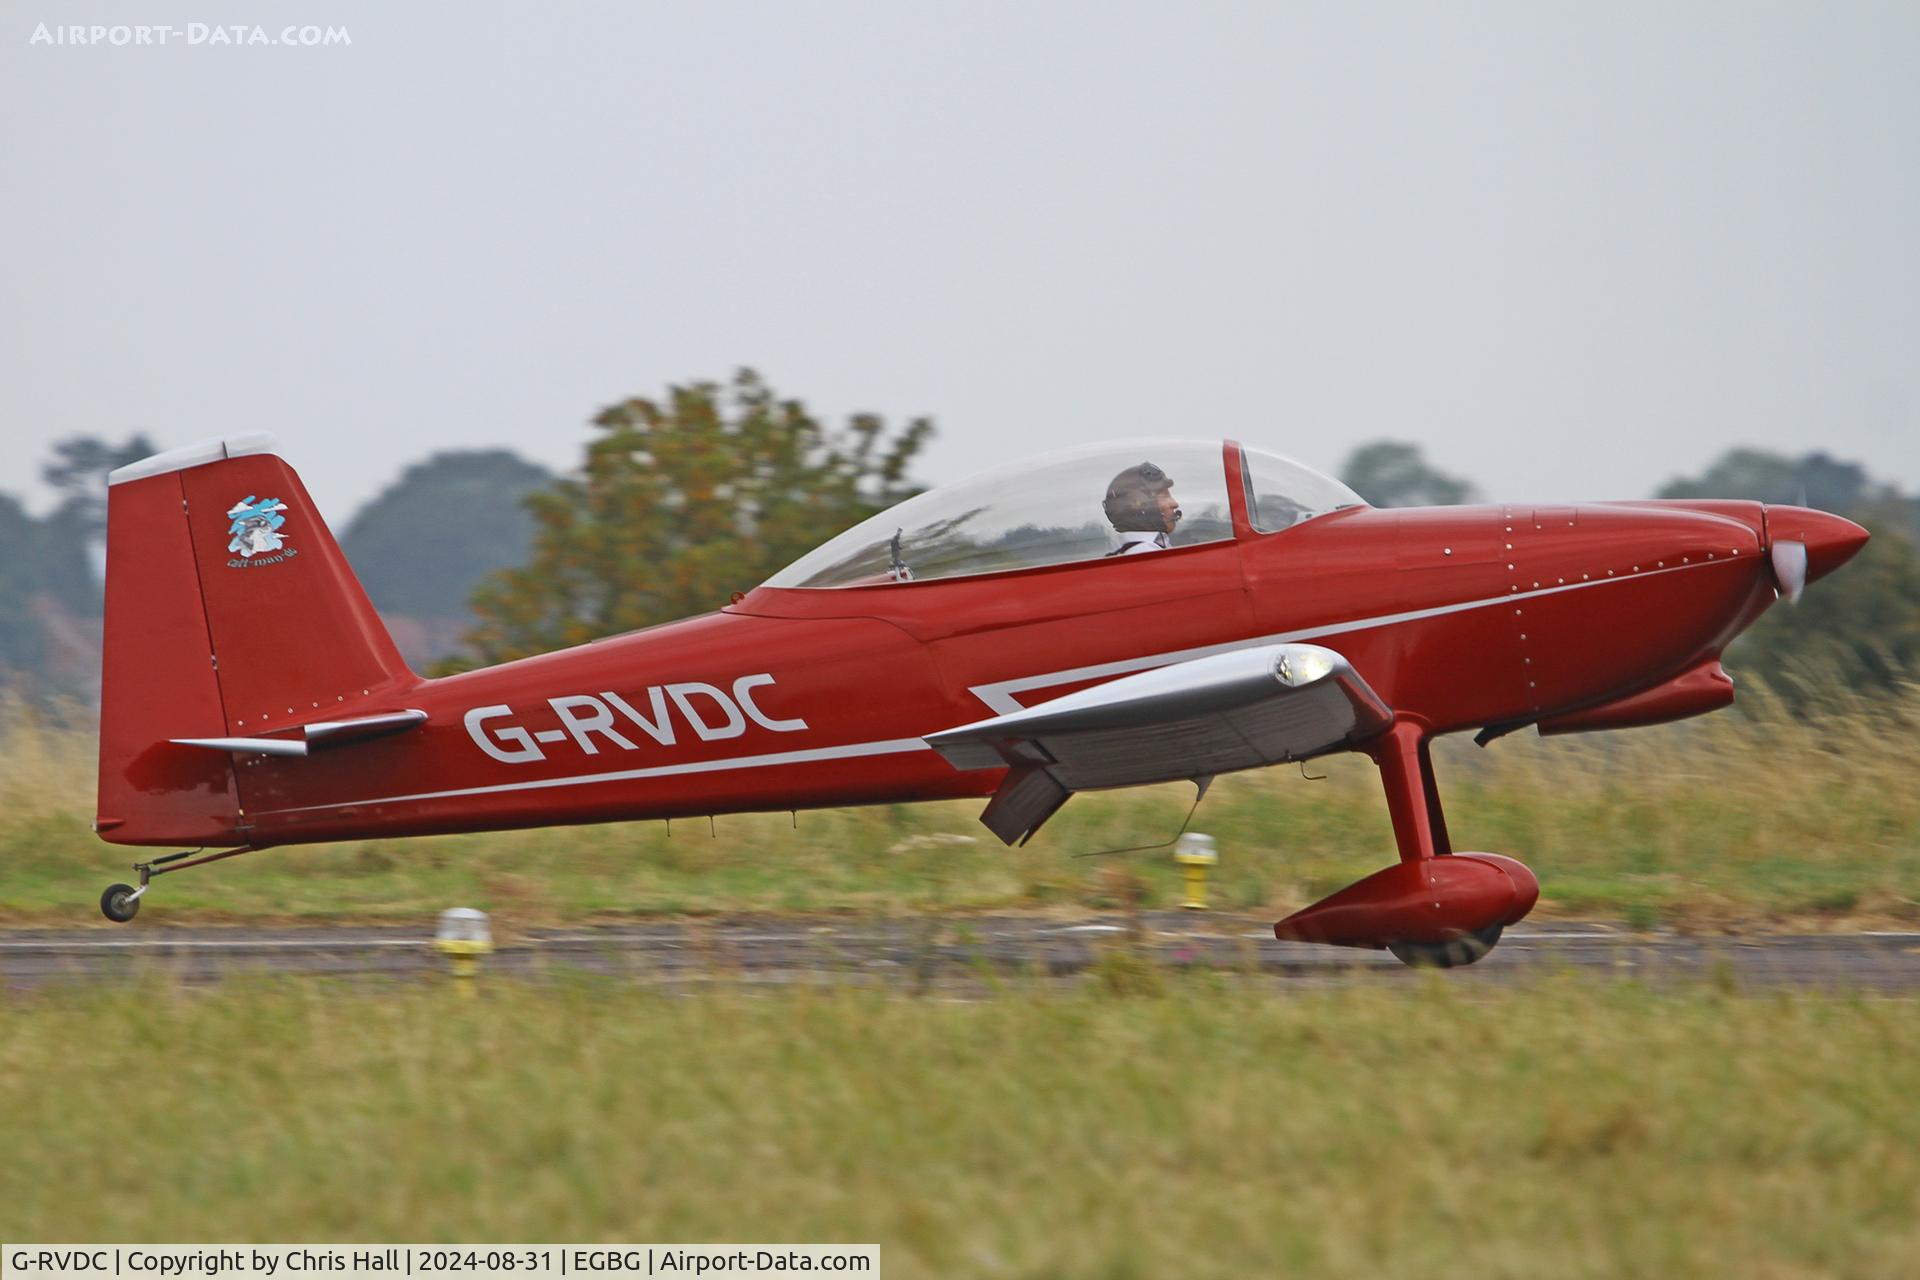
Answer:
[97,434,416,846]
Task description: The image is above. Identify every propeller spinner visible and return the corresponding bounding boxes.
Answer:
[1770,539,1808,604]
[1763,505,1869,605]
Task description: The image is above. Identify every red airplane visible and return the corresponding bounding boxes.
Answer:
[95,435,1867,965]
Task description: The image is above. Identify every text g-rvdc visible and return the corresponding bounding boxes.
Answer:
[464,672,809,765]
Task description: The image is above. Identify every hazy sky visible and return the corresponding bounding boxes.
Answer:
[4,1,1916,523]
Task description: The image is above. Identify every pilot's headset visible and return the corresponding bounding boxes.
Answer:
[1103,462,1178,533]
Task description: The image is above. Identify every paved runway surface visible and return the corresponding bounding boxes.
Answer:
[4,915,1919,991]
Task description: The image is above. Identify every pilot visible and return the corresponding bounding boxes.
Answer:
[1103,461,1181,555]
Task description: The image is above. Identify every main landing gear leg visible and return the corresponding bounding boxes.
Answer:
[100,846,255,923]
[1371,723,1495,967]
[1272,720,1539,967]
[1374,720,1450,863]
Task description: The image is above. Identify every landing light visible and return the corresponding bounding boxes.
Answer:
[1275,650,1334,687]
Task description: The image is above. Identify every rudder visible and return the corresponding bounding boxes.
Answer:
[97,434,416,846]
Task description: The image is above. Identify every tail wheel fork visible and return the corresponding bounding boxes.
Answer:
[99,846,255,923]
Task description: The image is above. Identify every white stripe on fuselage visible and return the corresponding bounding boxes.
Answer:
[253,558,1732,817]
[255,737,934,816]
[967,558,1729,713]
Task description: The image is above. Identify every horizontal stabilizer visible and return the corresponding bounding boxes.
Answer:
[171,709,426,758]
[171,735,310,758]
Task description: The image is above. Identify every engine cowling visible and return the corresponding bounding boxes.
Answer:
[1536,660,1733,737]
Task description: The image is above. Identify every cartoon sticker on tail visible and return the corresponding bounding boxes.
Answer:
[225,495,298,567]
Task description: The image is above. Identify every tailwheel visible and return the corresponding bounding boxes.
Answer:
[100,882,142,923]
[1388,924,1503,969]
[96,847,251,923]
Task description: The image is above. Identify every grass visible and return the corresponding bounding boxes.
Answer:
[1,975,1916,1277]
[2,681,1918,929]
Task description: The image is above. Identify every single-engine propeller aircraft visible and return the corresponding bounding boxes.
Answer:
[95,435,1868,965]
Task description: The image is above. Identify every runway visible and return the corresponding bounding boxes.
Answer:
[4,914,1919,991]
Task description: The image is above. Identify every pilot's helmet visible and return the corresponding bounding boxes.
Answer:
[1103,461,1175,532]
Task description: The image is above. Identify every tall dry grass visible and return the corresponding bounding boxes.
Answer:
[1,976,1916,1277]
[2,680,1915,926]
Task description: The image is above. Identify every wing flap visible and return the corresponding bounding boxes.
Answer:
[979,764,1072,846]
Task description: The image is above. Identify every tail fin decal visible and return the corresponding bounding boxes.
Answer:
[98,435,417,845]
[174,451,412,724]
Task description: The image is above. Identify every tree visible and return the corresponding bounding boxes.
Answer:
[1727,523,1920,693]
[0,494,54,678]
[1657,447,1880,513]
[459,370,933,665]
[340,450,554,617]
[42,432,157,529]
[1660,447,1920,695]
[40,432,156,604]
[1339,441,1481,508]
[1659,447,1919,548]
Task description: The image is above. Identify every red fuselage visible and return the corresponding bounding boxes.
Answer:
[185,490,1859,851]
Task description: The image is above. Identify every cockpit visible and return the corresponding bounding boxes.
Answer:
[762,439,1363,590]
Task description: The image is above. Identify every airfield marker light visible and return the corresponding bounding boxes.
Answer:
[1174,833,1218,910]
[434,907,493,994]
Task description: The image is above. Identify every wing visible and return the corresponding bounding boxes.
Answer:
[925,644,1392,845]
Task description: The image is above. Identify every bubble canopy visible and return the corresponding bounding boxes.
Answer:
[762,439,1362,590]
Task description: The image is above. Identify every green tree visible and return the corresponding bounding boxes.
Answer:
[459,370,933,665]
[1659,447,1920,694]
[1728,524,1920,692]
[1658,448,1878,513]
[42,432,157,529]
[0,431,140,689]
[0,434,151,688]
[341,450,554,617]
[40,432,155,607]
[1659,448,1919,547]
[1340,440,1481,508]
[0,494,55,678]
